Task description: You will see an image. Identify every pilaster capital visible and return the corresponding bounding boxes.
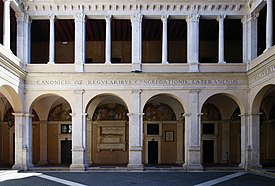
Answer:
[15,12,25,22]
[105,15,112,22]
[74,89,85,95]
[131,13,143,23]
[131,89,142,94]
[12,113,25,117]
[75,13,86,22]
[3,0,11,3]
[186,13,200,23]
[127,113,144,117]
[189,89,201,94]
[265,0,273,4]
[161,15,169,22]
[217,14,226,22]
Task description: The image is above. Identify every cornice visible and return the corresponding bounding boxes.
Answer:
[0,46,27,80]
[23,0,248,17]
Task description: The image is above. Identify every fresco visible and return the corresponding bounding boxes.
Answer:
[143,103,176,121]
[201,103,222,121]
[48,103,72,121]
[93,103,128,121]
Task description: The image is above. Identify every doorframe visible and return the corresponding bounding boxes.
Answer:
[57,122,72,164]
[144,122,162,164]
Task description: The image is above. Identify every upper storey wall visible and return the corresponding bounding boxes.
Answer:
[23,0,248,18]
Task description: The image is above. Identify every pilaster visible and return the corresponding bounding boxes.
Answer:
[161,15,169,64]
[176,120,184,164]
[74,13,86,72]
[16,13,25,63]
[239,113,249,170]
[131,14,143,72]
[183,90,203,171]
[70,90,87,171]
[187,13,200,72]
[105,15,112,64]
[38,121,48,165]
[127,89,143,169]
[221,121,230,163]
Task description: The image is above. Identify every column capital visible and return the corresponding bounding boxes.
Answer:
[75,13,86,22]
[189,89,201,94]
[15,12,25,21]
[186,13,200,23]
[265,0,273,3]
[131,13,143,23]
[105,15,112,21]
[48,14,56,21]
[217,14,226,22]
[3,0,11,3]
[161,14,169,22]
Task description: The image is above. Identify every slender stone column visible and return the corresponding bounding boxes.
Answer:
[25,114,34,169]
[70,90,87,171]
[183,90,203,171]
[186,14,200,72]
[161,15,169,64]
[3,0,11,50]
[131,14,143,72]
[248,113,262,169]
[242,17,248,63]
[74,13,86,72]
[217,15,226,64]
[266,0,273,50]
[105,15,112,64]
[38,121,48,165]
[48,15,55,64]
[127,89,143,169]
[24,15,31,64]
[221,121,230,163]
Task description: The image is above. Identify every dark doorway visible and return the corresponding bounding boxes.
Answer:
[61,140,72,164]
[148,141,158,164]
[203,140,214,163]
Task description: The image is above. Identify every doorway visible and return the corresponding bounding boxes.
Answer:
[203,140,214,163]
[148,141,158,164]
[61,140,72,164]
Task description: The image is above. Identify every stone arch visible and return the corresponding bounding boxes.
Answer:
[0,85,22,113]
[86,93,129,165]
[142,93,185,121]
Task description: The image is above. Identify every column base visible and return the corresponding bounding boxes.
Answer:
[162,61,169,64]
[131,63,142,72]
[189,63,199,72]
[105,61,111,64]
[127,163,144,171]
[176,160,184,165]
[38,160,48,165]
[47,61,55,64]
[70,163,88,172]
[74,63,84,72]
[218,61,226,64]
[183,163,203,171]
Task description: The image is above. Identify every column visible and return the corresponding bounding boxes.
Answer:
[24,15,31,64]
[187,14,200,72]
[161,15,169,64]
[183,90,203,171]
[217,15,226,64]
[12,113,33,171]
[131,14,143,72]
[74,13,86,72]
[48,15,55,64]
[127,89,143,169]
[16,13,24,63]
[38,121,48,165]
[176,121,184,164]
[105,15,112,64]
[70,90,87,171]
[266,0,273,50]
[3,0,11,50]
[248,113,262,169]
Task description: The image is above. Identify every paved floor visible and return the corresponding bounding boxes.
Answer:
[0,171,275,186]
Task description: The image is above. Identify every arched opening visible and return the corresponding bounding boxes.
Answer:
[0,94,14,168]
[143,94,184,166]
[86,94,129,166]
[256,85,275,167]
[31,95,72,167]
[201,94,241,167]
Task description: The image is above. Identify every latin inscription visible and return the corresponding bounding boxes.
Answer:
[254,65,275,80]
[36,79,240,86]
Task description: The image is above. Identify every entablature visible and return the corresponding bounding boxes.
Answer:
[22,0,248,19]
